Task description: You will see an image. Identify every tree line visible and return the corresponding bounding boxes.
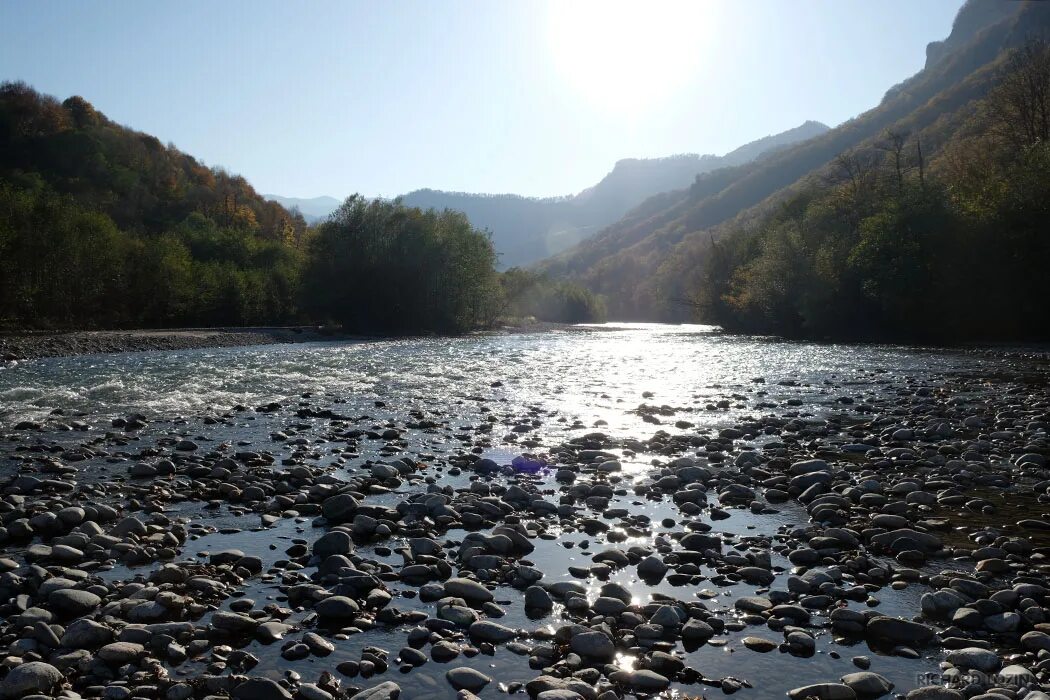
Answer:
[691,40,1050,342]
[0,82,604,332]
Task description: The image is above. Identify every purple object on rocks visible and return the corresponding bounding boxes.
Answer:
[512,455,546,472]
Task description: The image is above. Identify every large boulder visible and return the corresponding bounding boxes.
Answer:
[569,630,615,660]
[467,620,516,643]
[866,617,935,645]
[232,678,292,700]
[315,596,360,620]
[840,672,894,697]
[443,578,494,604]
[0,662,63,699]
[946,648,1000,673]
[313,531,353,558]
[60,618,113,648]
[348,682,401,700]
[680,532,721,551]
[446,668,491,692]
[97,642,144,664]
[870,528,941,553]
[48,588,102,616]
[788,684,856,700]
[322,494,359,523]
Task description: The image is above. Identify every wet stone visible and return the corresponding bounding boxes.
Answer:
[446,668,492,692]
[0,662,64,699]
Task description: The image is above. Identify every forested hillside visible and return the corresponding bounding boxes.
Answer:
[0,83,601,332]
[697,38,1050,341]
[399,120,828,268]
[0,82,309,327]
[541,0,1045,329]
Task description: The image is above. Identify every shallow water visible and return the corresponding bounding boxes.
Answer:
[0,323,991,431]
[0,324,1027,699]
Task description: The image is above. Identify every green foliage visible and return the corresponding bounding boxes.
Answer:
[0,183,128,326]
[696,40,1050,341]
[0,85,506,335]
[0,82,309,245]
[0,82,312,329]
[0,183,305,328]
[500,268,606,324]
[301,196,502,334]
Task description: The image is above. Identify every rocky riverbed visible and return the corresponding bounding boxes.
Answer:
[0,328,340,361]
[1,326,1049,700]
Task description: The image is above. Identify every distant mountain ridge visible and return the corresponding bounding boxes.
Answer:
[572,121,829,212]
[401,120,828,268]
[267,120,829,267]
[263,194,342,223]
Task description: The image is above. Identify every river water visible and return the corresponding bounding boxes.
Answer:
[0,323,992,430]
[0,324,1031,699]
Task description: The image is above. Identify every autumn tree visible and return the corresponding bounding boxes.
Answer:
[988,38,1050,150]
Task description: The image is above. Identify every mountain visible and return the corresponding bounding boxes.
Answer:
[266,121,828,269]
[264,194,342,223]
[539,0,1046,322]
[0,84,306,242]
[0,82,308,327]
[396,120,828,268]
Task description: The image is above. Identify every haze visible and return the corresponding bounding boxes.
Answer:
[1,0,962,199]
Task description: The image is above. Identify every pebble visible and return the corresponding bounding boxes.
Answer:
[446,668,492,692]
[348,682,401,700]
[3,345,1050,700]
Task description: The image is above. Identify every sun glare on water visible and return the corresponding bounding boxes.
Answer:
[547,0,716,114]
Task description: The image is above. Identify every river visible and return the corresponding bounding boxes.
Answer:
[0,323,992,430]
[0,324,1045,700]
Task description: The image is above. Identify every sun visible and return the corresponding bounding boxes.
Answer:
[546,0,716,114]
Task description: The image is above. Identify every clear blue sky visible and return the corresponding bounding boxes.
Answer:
[0,0,964,199]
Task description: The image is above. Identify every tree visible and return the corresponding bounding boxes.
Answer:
[988,39,1050,150]
[876,129,911,196]
[301,196,502,334]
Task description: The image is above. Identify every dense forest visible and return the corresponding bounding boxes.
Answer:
[0,81,309,328]
[301,196,502,334]
[540,0,1047,333]
[0,83,603,333]
[695,39,1050,341]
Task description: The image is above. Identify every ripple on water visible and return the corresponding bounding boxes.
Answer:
[0,329,993,430]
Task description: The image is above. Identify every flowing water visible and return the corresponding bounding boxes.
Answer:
[0,323,995,430]
[0,324,1032,699]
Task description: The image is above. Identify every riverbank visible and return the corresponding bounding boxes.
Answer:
[0,320,605,362]
[0,329,1048,700]
[0,326,351,361]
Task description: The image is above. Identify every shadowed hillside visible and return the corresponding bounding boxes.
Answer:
[540,0,1044,324]
[0,86,508,332]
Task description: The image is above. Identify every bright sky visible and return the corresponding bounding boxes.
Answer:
[1,0,964,199]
